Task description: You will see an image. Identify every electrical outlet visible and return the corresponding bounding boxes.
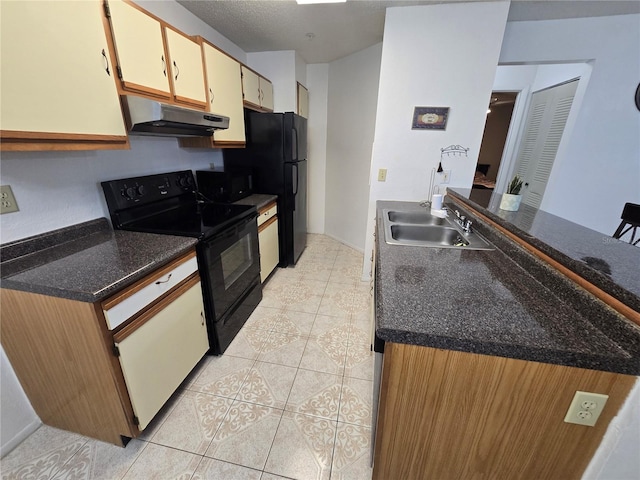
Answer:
[378,168,387,182]
[0,185,19,214]
[564,391,608,427]
[440,170,451,184]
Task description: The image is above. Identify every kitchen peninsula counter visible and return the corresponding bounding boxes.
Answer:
[0,218,197,303]
[374,200,640,376]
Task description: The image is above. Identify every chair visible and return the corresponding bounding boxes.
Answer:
[613,202,640,246]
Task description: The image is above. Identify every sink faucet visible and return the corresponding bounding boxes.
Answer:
[452,209,473,233]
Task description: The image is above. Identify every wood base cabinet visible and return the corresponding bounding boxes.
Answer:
[373,342,636,480]
[0,250,208,446]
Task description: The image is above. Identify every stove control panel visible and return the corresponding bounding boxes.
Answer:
[101,170,196,213]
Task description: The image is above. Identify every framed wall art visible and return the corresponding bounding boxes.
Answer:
[412,106,449,130]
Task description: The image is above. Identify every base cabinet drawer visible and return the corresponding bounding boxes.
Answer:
[114,277,208,430]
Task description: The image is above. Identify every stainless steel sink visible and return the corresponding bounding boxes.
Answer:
[382,208,494,250]
[387,211,448,226]
[390,225,468,246]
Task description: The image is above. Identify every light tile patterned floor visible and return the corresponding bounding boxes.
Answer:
[1,234,374,480]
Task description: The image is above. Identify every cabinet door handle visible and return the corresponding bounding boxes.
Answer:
[201,311,205,326]
[155,273,172,285]
[162,55,167,77]
[173,61,180,81]
[209,88,214,104]
[102,49,110,76]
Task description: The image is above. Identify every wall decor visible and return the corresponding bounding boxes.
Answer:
[412,106,449,130]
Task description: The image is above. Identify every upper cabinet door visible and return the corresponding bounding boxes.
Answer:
[297,83,309,118]
[165,28,207,109]
[260,78,274,112]
[106,0,171,100]
[0,0,127,150]
[241,66,261,108]
[203,43,245,144]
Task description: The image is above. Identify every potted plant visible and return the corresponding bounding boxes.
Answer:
[500,175,524,211]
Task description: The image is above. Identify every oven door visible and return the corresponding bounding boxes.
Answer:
[200,213,260,322]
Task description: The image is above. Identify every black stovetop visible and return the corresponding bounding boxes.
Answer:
[119,201,256,239]
[102,170,256,239]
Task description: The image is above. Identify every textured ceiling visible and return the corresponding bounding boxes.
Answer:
[176,0,640,63]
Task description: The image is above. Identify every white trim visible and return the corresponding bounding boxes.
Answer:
[0,419,41,459]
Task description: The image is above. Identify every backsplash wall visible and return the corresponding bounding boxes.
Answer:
[0,137,223,244]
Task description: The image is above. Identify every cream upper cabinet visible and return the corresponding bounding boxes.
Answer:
[105,0,171,100]
[241,66,261,107]
[165,28,207,109]
[297,82,309,118]
[241,66,274,112]
[202,42,245,144]
[260,78,274,111]
[0,1,127,150]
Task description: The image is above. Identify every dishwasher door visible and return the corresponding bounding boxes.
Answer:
[114,276,208,430]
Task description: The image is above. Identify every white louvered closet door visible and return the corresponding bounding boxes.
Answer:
[514,79,579,209]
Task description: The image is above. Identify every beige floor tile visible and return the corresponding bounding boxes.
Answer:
[299,335,347,376]
[224,328,269,360]
[257,331,308,368]
[269,310,316,336]
[343,342,375,382]
[193,457,262,480]
[206,401,283,470]
[285,370,343,421]
[121,442,201,480]
[149,390,233,454]
[260,473,296,480]
[260,278,327,314]
[349,310,373,334]
[189,355,255,399]
[288,256,335,282]
[330,423,373,480]
[347,324,371,347]
[338,378,373,427]
[238,361,297,409]
[264,412,336,480]
[0,426,86,479]
[51,438,146,480]
[244,306,283,333]
[317,283,371,317]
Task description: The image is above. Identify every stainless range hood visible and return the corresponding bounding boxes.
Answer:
[122,95,229,137]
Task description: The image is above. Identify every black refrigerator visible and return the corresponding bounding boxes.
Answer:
[224,111,307,266]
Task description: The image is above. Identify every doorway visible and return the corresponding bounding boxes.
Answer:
[473,92,517,192]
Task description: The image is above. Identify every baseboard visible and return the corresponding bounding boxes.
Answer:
[322,233,364,254]
[0,418,41,459]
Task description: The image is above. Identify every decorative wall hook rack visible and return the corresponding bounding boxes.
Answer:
[438,144,469,172]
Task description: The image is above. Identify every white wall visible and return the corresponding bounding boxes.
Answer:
[0,350,39,458]
[306,64,329,234]
[490,62,592,194]
[363,1,510,277]
[325,43,383,251]
[499,14,640,235]
[247,51,298,112]
[583,379,640,480]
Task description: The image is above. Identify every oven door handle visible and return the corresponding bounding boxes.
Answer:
[211,227,237,243]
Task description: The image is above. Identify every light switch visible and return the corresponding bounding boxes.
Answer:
[378,169,387,182]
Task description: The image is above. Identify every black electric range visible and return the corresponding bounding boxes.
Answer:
[102,170,262,354]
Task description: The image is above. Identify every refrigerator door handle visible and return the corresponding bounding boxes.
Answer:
[292,163,299,205]
[292,127,299,161]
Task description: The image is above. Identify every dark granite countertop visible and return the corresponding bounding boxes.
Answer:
[0,218,198,303]
[375,200,640,376]
[447,188,640,312]
[234,194,278,211]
